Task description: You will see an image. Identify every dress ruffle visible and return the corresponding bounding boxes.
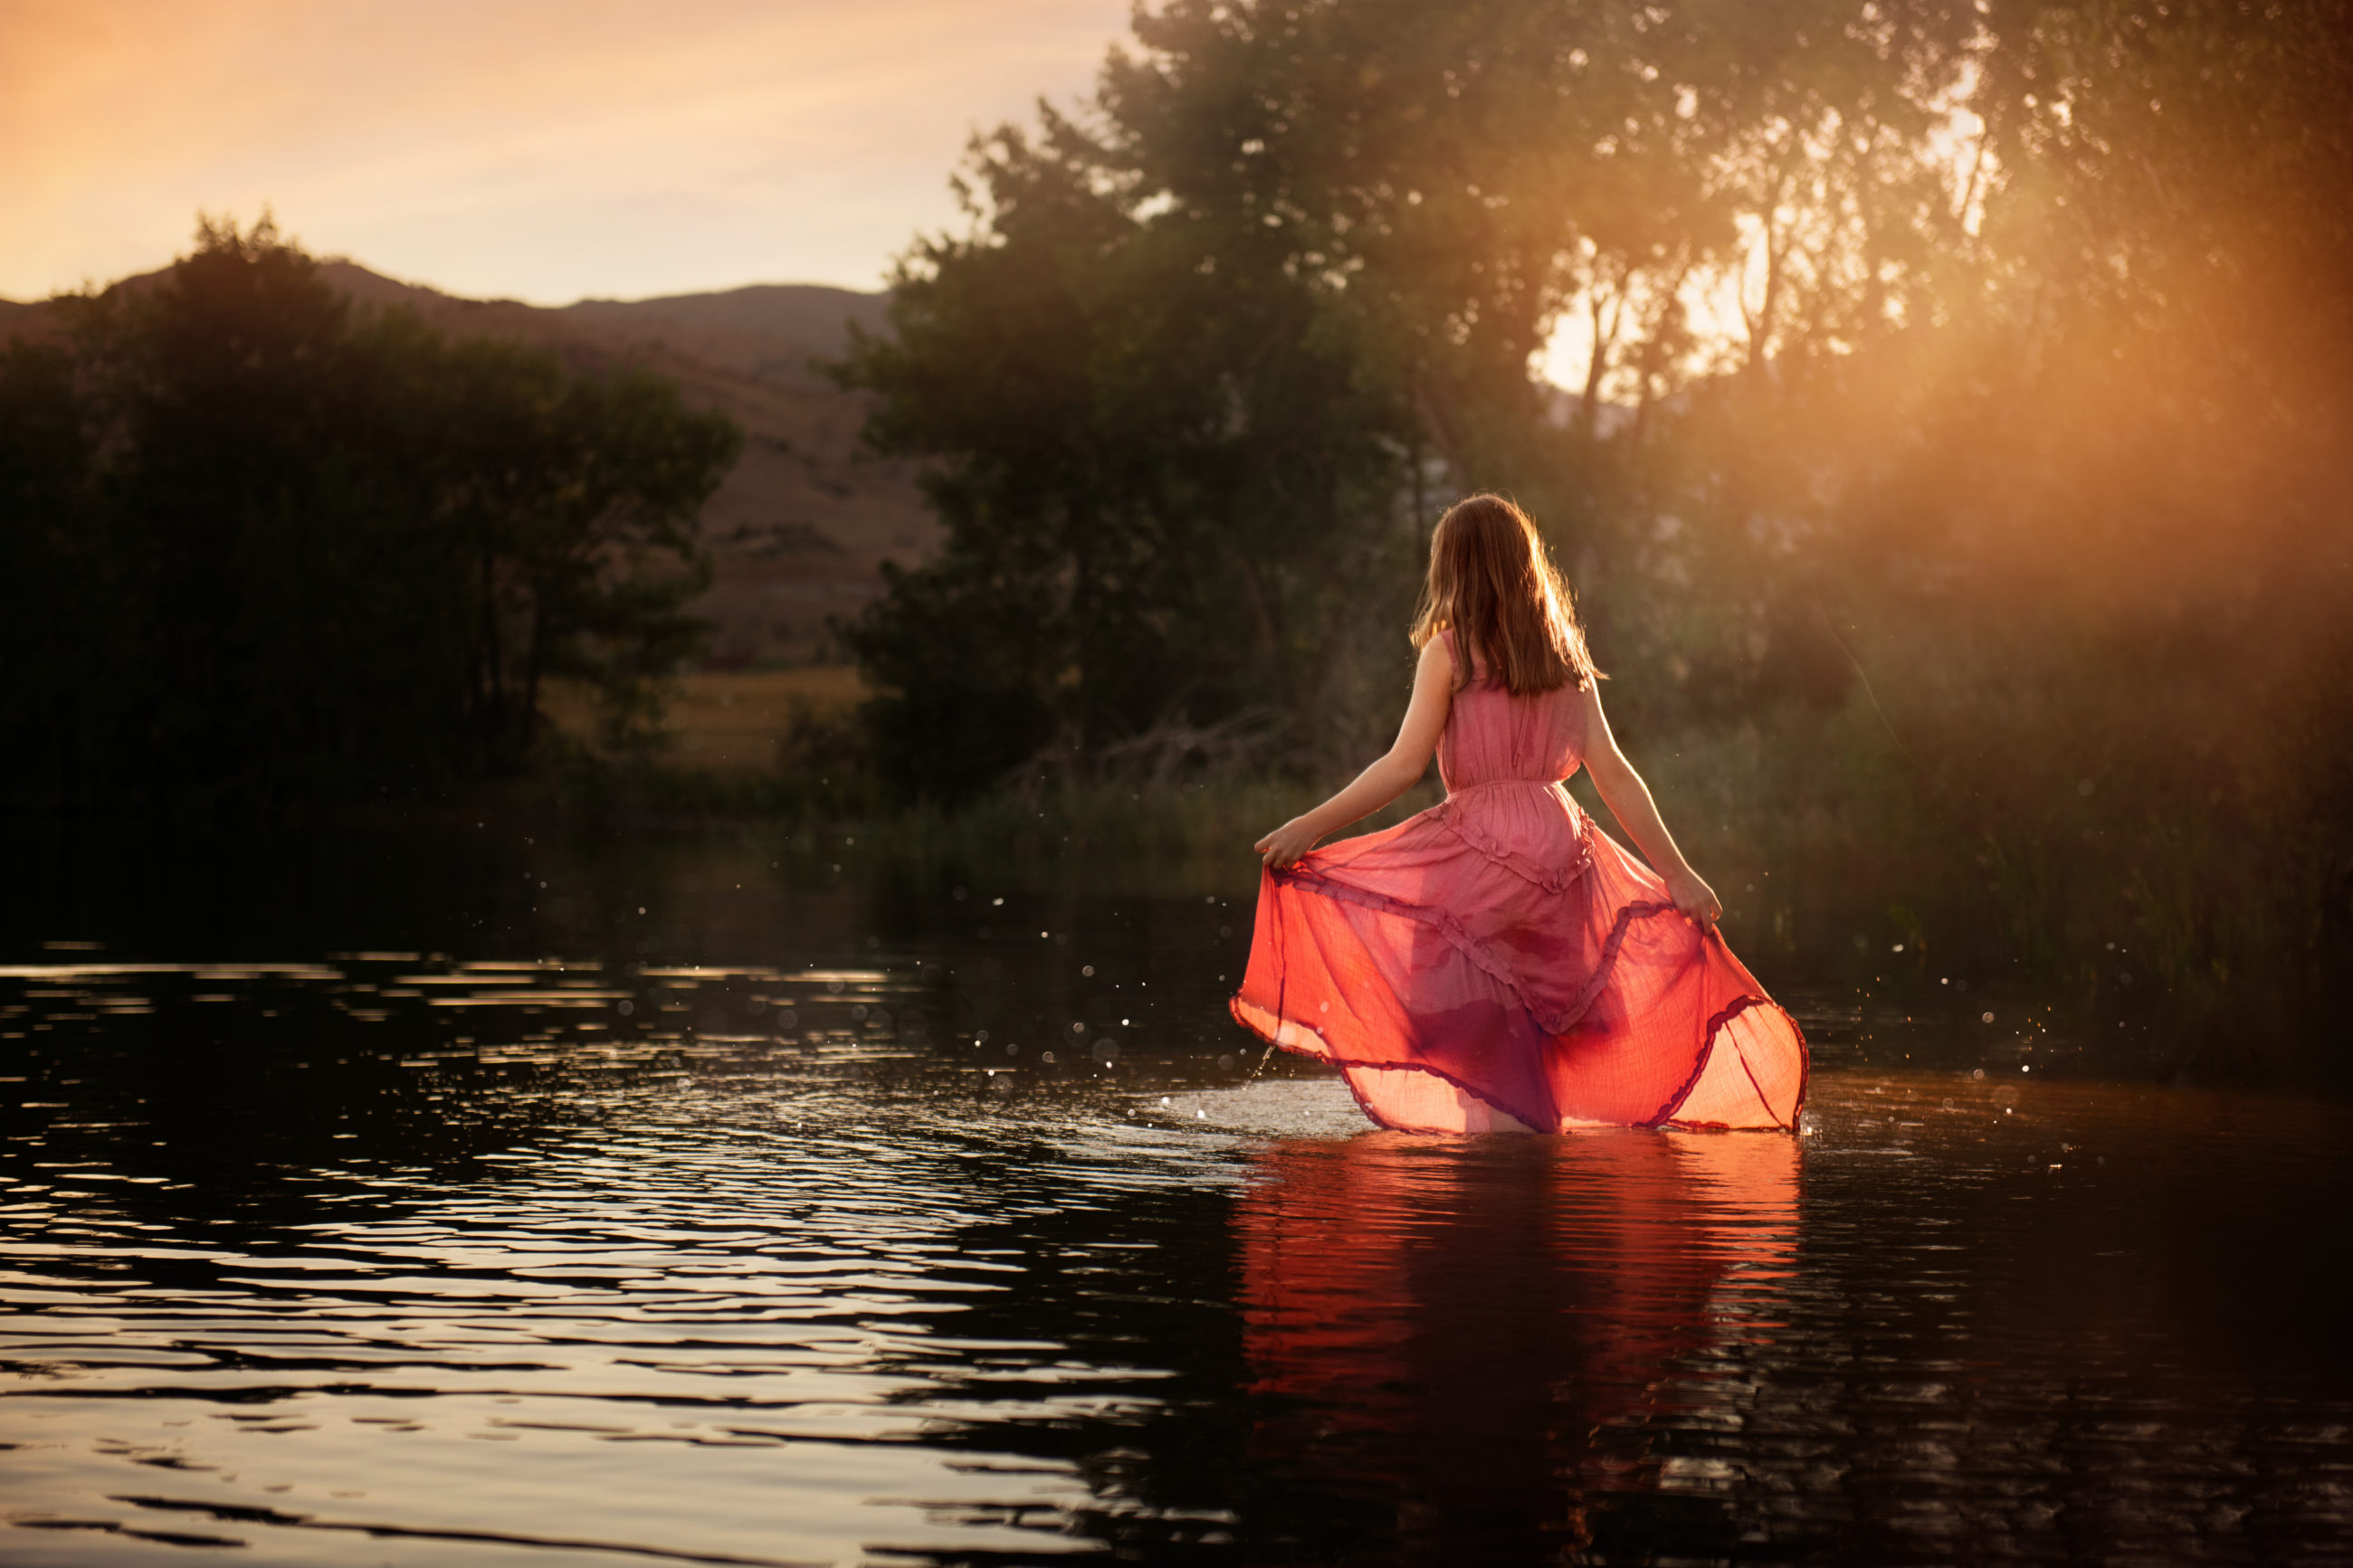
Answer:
[1430,783,1596,894]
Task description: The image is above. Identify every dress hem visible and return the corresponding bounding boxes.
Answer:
[1228,991,1805,1135]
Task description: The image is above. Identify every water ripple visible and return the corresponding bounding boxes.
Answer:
[3,926,2349,1563]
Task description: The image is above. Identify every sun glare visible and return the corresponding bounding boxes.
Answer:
[1535,88,1992,398]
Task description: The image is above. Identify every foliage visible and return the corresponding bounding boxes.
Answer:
[834,0,1998,800]
[838,0,2353,1013]
[834,99,1419,799]
[0,217,740,811]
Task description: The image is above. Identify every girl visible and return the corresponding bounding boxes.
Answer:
[1232,494,1805,1133]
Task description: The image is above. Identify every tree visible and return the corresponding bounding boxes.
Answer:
[0,337,119,801]
[839,0,2353,1011]
[836,109,1416,800]
[835,0,1991,797]
[0,217,741,809]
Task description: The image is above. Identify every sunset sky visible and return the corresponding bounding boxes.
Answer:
[2,0,1135,305]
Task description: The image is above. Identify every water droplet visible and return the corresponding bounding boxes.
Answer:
[1041,1050,1057,1065]
[1081,965,1095,977]
[1981,1011,1995,1023]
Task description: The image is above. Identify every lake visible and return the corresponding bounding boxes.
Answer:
[3,820,2349,1564]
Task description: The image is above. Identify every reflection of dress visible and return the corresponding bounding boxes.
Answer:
[1238,1131,1799,1560]
[1231,632,1806,1132]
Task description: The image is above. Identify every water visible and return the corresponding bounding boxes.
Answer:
[2,823,2349,1564]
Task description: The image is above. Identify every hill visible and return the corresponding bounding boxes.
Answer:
[2,262,932,670]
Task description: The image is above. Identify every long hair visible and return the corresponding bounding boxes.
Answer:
[1409,494,1598,695]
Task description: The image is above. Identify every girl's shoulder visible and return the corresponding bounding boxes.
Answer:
[1420,628,1461,684]
[1434,626,1487,686]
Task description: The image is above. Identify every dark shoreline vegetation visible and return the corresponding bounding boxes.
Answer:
[5,2,2351,1084]
[0,216,742,805]
[524,720,2336,1094]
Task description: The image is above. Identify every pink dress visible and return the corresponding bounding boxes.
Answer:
[1230,632,1806,1133]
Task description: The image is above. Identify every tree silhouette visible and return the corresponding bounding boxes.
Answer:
[0,217,741,810]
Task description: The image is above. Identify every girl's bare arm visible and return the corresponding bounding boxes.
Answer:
[1576,683,1723,933]
[1256,638,1455,868]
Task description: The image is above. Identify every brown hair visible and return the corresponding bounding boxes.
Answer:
[1409,494,1598,695]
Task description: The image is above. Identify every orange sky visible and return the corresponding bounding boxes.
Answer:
[0,0,1137,304]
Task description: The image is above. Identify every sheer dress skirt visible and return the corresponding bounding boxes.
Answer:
[1230,779,1806,1134]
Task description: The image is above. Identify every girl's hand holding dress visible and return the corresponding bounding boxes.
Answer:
[1254,638,1458,874]
[1577,685,1720,938]
[1255,819,1323,870]
[1662,866,1722,936]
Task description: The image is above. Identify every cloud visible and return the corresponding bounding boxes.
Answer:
[0,0,1133,301]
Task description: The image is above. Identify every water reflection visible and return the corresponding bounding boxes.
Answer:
[4,827,2353,1564]
[0,950,1234,1564]
[1239,1132,1794,1563]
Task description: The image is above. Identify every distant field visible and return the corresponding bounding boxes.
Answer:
[547,668,863,772]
